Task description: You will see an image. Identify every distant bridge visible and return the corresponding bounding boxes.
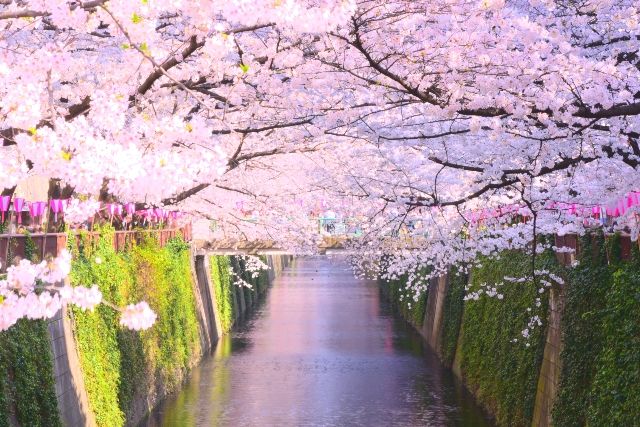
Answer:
[195,236,349,255]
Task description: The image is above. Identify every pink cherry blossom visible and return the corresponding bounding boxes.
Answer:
[120,302,157,331]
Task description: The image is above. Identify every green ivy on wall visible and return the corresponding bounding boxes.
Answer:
[69,228,201,427]
[380,236,640,427]
[553,233,640,426]
[587,251,640,425]
[552,233,610,427]
[234,256,255,310]
[0,232,61,427]
[0,320,62,427]
[439,268,468,367]
[380,269,428,328]
[458,248,557,427]
[257,256,270,294]
[209,255,236,333]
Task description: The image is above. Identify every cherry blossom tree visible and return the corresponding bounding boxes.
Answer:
[0,0,356,330]
[1,0,640,329]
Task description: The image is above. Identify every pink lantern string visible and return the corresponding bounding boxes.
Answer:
[467,189,640,228]
[28,201,47,229]
[154,208,163,223]
[139,208,155,226]
[0,196,10,223]
[121,203,135,228]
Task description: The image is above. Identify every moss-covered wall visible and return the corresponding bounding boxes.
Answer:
[457,250,554,426]
[383,252,552,426]
[383,236,640,427]
[553,234,640,427]
[0,229,285,427]
[208,255,271,335]
[440,269,468,367]
[0,320,61,427]
[380,271,428,329]
[68,230,202,427]
[0,235,61,427]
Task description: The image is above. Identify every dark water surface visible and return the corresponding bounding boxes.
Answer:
[144,256,492,427]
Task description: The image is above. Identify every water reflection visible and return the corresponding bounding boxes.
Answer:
[144,257,492,427]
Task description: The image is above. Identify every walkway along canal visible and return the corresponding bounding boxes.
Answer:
[144,256,492,426]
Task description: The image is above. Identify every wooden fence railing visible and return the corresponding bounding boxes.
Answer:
[0,224,192,272]
[554,233,633,265]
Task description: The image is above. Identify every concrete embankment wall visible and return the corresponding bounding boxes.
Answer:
[0,229,292,427]
[382,233,640,427]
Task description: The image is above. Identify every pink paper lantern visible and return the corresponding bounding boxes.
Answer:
[36,202,47,219]
[125,203,136,216]
[13,198,25,224]
[28,202,39,218]
[50,199,65,222]
[0,196,10,223]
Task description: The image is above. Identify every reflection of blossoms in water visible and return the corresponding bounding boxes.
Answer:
[120,302,157,331]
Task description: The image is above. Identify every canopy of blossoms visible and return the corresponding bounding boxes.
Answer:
[1,0,639,328]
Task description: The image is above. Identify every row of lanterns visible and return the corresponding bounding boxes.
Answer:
[0,196,184,227]
[467,191,640,225]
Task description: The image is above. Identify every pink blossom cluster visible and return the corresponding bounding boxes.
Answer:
[58,284,103,312]
[119,302,157,331]
[64,198,102,226]
[227,255,270,288]
[0,250,156,331]
[1,0,640,339]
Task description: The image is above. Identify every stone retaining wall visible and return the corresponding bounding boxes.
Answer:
[416,268,567,427]
[48,303,96,427]
[47,251,291,426]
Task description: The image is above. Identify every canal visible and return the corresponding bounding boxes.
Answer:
[144,256,492,426]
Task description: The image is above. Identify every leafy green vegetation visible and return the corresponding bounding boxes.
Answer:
[209,255,236,333]
[383,236,640,427]
[552,233,610,427]
[458,249,557,426]
[381,270,428,328]
[440,267,468,366]
[0,320,62,427]
[553,233,640,427]
[69,228,201,427]
[257,256,270,294]
[0,231,60,427]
